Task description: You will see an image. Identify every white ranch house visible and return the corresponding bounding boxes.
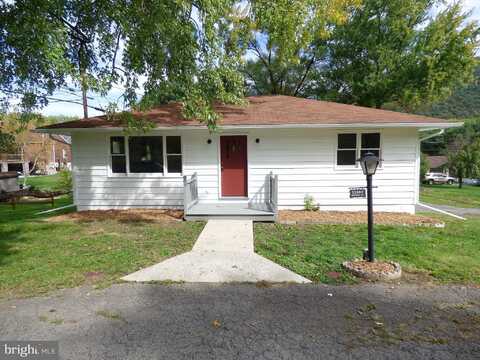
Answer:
[38,96,459,221]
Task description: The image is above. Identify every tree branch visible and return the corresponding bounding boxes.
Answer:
[48,12,91,44]
[294,56,315,96]
[47,97,105,113]
[242,69,262,94]
[249,40,277,94]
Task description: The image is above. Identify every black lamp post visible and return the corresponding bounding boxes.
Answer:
[358,152,380,262]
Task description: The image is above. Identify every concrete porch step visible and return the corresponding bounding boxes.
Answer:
[185,202,276,222]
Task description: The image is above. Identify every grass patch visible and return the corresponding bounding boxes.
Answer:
[0,194,204,299]
[420,184,480,208]
[38,314,64,325]
[255,217,480,285]
[96,310,126,322]
[21,174,63,191]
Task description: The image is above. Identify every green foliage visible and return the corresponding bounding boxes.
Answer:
[419,67,480,119]
[1,0,478,128]
[304,195,319,211]
[421,117,480,155]
[323,0,479,110]
[448,140,480,187]
[420,153,430,180]
[0,0,246,128]
[0,131,17,153]
[57,170,72,192]
[239,0,360,96]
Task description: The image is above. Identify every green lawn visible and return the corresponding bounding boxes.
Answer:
[21,174,63,191]
[420,184,480,208]
[0,198,204,299]
[3,174,479,298]
[255,217,480,285]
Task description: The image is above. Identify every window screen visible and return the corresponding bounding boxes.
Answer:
[337,134,357,165]
[361,133,381,158]
[166,136,182,173]
[110,137,126,173]
[129,137,163,173]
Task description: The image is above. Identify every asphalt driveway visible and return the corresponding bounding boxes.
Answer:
[1,283,479,359]
[417,202,480,218]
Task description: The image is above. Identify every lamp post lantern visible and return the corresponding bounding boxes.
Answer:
[358,152,380,262]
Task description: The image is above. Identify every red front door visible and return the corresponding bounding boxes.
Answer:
[220,136,247,197]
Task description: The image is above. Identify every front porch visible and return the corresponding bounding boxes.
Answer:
[183,173,278,222]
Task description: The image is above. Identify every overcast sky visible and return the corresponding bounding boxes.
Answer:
[41,0,480,118]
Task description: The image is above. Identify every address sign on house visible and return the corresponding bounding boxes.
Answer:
[349,187,366,199]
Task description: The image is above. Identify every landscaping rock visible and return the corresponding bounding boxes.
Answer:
[342,260,402,281]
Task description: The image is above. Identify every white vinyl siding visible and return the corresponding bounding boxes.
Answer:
[72,127,419,213]
[72,132,184,210]
[245,128,417,213]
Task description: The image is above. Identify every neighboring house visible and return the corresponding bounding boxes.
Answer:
[37,96,460,219]
[0,129,72,175]
[426,155,449,174]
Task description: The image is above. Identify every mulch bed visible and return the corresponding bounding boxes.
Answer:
[278,210,444,227]
[47,209,184,223]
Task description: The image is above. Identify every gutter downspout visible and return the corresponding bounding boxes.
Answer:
[415,128,445,208]
[419,129,444,142]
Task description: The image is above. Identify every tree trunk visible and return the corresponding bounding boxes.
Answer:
[458,177,463,188]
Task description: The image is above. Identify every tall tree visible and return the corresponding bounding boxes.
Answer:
[0,0,119,118]
[0,0,245,128]
[236,0,361,96]
[323,0,479,110]
[448,139,480,188]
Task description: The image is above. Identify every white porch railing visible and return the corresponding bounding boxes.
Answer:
[183,172,199,212]
[267,172,279,217]
[183,171,278,221]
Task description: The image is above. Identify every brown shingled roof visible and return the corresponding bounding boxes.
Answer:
[427,155,448,169]
[38,95,449,130]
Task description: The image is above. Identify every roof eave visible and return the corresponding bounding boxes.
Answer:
[35,121,463,134]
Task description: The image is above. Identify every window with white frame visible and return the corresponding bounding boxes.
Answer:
[166,136,182,173]
[337,133,357,166]
[109,136,182,175]
[336,132,381,166]
[360,133,381,158]
[110,137,127,173]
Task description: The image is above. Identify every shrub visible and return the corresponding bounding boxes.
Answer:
[304,195,319,211]
[57,169,72,192]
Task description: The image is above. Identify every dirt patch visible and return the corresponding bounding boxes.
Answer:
[83,271,105,284]
[278,210,444,227]
[46,209,184,223]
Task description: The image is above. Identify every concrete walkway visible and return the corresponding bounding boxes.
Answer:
[122,220,310,283]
